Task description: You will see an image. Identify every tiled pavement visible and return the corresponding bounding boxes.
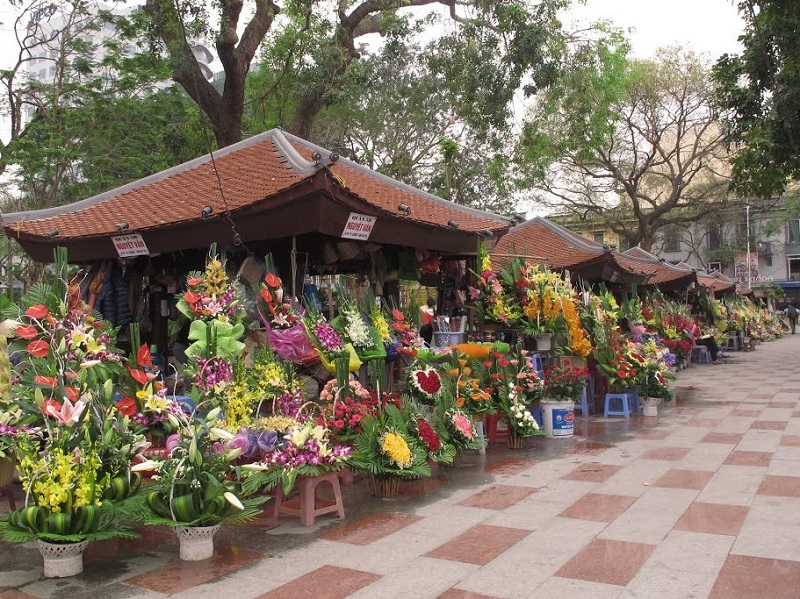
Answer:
[2,336,800,598]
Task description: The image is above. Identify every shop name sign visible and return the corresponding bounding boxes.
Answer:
[112,233,150,258]
[341,212,376,241]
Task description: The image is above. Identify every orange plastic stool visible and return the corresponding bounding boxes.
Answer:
[484,413,509,444]
[273,471,345,527]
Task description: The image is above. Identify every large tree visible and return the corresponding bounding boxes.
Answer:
[713,0,800,198]
[138,0,573,148]
[520,47,736,252]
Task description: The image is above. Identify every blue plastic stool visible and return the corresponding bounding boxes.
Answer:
[626,388,641,413]
[574,383,592,416]
[532,405,544,427]
[168,395,196,414]
[604,393,632,418]
[530,353,545,379]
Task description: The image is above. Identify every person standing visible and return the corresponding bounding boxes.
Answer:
[419,297,435,346]
[788,303,798,334]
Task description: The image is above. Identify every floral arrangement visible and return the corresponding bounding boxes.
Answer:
[408,415,457,464]
[258,268,301,330]
[468,244,521,324]
[442,408,481,450]
[176,249,245,325]
[446,354,493,415]
[543,364,588,401]
[407,364,443,405]
[334,286,385,362]
[133,407,270,527]
[497,381,541,438]
[243,420,350,494]
[388,308,423,353]
[638,362,674,400]
[518,261,568,337]
[318,377,373,439]
[349,403,432,480]
[562,293,592,357]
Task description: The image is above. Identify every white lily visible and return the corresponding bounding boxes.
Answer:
[210,427,234,440]
[241,463,269,471]
[131,460,161,472]
[206,407,222,422]
[224,491,244,510]
[225,447,243,461]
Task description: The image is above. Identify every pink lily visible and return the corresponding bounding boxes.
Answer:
[46,397,87,427]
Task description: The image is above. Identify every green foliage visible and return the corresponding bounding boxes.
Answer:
[712,0,800,197]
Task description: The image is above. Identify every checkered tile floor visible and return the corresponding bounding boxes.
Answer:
[3,336,800,598]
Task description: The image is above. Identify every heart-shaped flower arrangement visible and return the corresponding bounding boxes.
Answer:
[410,367,442,399]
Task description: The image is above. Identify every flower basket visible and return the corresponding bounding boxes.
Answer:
[37,540,89,578]
[0,458,14,488]
[367,474,401,498]
[441,450,463,468]
[507,432,526,450]
[175,524,221,561]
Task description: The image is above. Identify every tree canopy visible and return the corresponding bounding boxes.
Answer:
[520,47,736,252]
[713,0,800,198]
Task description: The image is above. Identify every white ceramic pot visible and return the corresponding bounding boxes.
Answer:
[37,539,89,578]
[175,524,221,561]
[642,397,660,417]
[534,333,553,351]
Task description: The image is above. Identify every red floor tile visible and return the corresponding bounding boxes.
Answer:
[255,565,380,599]
[555,538,656,586]
[640,446,691,461]
[724,451,773,467]
[565,441,615,456]
[482,456,538,476]
[674,502,749,535]
[458,485,536,510]
[686,418,723,428]
[558,493,637,522]
[731,409,763,417]
[751,421,788,431]
[321,512,423,545]
[653,469,715,490]
[749,394,775,400]
[769,401,796,408]
[779,435,800,447]
[124,544,264,594]
[758,475,800,498]
[438,589,502,599]
[563,463,622,483]
[398,477,448,498]
[792,411,800,418]
[0,592,39,599]
[633,429,671,440]
[709,555,800,599]
[425,524,530,565]
[703,432,745,444]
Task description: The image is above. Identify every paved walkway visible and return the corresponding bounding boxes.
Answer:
[2,335,800,598]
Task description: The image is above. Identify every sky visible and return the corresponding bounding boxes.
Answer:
[569,0,744,60]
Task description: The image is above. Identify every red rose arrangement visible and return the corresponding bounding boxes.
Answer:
[413,417,441,452]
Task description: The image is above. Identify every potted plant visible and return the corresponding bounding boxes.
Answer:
[132,408,270,561]
[638,363,675,416]
[541,364,588,438]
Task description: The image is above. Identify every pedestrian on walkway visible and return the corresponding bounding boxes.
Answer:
[787,303,797,334]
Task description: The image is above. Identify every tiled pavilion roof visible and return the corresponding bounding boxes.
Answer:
[2,129,513,262]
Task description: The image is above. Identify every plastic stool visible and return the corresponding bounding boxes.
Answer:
[273,471,345,526]
[725,336,741,352]
[626,388,641,413]
[530,353,545,379]
[691,346,712,364]
[604,393,632,418]
[484,413,509,444]
[574,383,593,416]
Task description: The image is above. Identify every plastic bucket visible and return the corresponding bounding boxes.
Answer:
[542,400,574,438]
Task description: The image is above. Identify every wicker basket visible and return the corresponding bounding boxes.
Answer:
[367,475,401,498]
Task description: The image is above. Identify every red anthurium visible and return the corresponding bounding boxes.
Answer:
[25,304,50,319]
[41,398,61,416]
[127,366,149,386]
[116,397,138,417]
[265,273,281,288]
[187,276,203,286]
[136,344,152,368]
[15,325,38,339]
[63,386,79,402]
[260,287,273,304]
[26,340,49,358]
[183,291,201,305]
[34,375,57,388]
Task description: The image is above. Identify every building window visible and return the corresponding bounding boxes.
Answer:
[788,220,800,245]
[663,228,680,253]
[593,232,604,245]
[707,262,722,272]
[707,224,722,250]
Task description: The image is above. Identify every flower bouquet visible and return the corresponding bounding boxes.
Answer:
[543,364,588,402]
[303,304,362,376]
[132,407,272,560]
[257,254,316,363]
[406,362,443,406]
[334,285,386,362]
[497,380,542,447]
[348,403,432,496]
[318,377,373,440]
[408,414,457,465]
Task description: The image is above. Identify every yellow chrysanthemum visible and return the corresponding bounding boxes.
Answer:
[380,430,413,469]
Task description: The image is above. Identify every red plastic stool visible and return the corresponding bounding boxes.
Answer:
[484,414,509,444]
[273,471,345,527]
